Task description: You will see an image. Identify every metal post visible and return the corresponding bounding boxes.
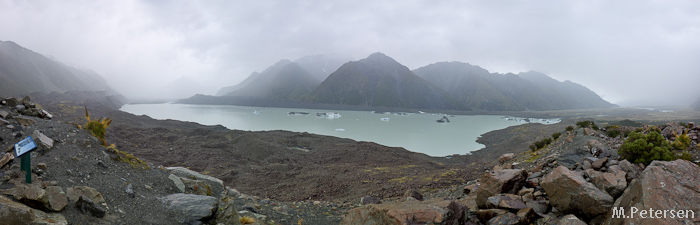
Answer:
[22,154,31,184]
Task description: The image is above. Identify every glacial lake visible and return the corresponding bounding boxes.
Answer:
[120,104,559,156]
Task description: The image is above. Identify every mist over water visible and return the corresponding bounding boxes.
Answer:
[119,103,557,156]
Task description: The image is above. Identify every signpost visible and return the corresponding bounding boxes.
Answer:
[14,136,37,184]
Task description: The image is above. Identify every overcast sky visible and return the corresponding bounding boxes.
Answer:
[1,0,699,106]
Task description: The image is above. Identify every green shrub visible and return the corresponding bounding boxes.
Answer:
[576,121,593,128]
[84,106,112,146]
[606,129,622,138]
[679,151,693,161]
[592,124,599,130]
[566,126,574,132]
[619,131,675,165]
[551,132,561,140]
[672,133,691,150]
[613,119,643,127]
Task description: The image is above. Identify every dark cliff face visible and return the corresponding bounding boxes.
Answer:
[0,40,111,97]
[308,53,462,110]
[414,62,616,111]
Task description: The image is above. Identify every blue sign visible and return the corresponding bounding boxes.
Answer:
[14,136,37,157]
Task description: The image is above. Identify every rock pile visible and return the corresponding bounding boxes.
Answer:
[340,126,700,225]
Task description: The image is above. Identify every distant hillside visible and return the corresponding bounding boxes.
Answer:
[0,40,111,97]
[224,60,320,100]
[294,54,351,83]
[692,97,700,110]
[215,72,260,96]
[307,53,462,110]
[413,61,616,111]
[216,54,349,97]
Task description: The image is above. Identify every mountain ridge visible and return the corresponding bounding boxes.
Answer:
[306,52,463,110]
[0,40,112,97]
[413,61,616,111]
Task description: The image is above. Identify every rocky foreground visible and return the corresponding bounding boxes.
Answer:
[341,122,700,224]
[1,92,700,225]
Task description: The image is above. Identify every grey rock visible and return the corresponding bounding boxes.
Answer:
[32,130,54,150]
[161,193,218,223]
[66,186,105,204]
[557,214,587,225]
[215,197,241,225]
[541,166,613,219]
[45,186,67,212]
[499,153,515,164]
[75,195,106,218]
[592,157,608,170]
[476,169,528,208]
[168,174,185,193]
[487,212,520,225]
[360,196,381,205]
[125,183,134,198]
[0,110,9,119]
[0,195,68,225]
[167,167,225,198]
[604,160,700,225]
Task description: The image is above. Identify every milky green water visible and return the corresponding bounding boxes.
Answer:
[120,103,546,156]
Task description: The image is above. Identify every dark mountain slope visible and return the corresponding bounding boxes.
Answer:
[225,60,320,100]
[414,61,615,111]
[308,53,462,110]
[294,54,351,83]
[0,40,110,97]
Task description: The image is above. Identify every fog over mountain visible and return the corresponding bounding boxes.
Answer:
[308,53,459,110]
[1,1,699,106]
[0,40,111,97]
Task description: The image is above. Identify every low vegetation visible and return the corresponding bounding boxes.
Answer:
[84,106,149,169]
[84,106,112,146]
[619,130,675,165]
[576,120,599,130]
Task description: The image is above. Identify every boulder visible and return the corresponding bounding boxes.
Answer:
[340,199,451,225]
[161,193,218,224]
[604,160,700,225]
[557,214,587,225]
[592,157,608,170]
[486,194,526,210]
[32,130,54,150]
[404,189,424,201]
[167,167,225,198]
[45,186,67,212]
[486,212,520,225]
[587,166,627,198]
[540,166,614,219]
[463,183,479,195]
[215,197,241,225]
[498,153,515,164]
[4,98,20,107]
[661,122,684,139]
[15,117,35,126]
[66,186,105,204]
[0,152,14,169]
[168,174,186,193]
[75,195,106,218]
[361,196,382,205]
[0,195,67,225]
[516,207,536,224]
[617,159,641,182]
[584,128,595,135]
[0,110,8,119]
[476,209,508,222]
[476,169,528,208]
[586,139,608,156]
